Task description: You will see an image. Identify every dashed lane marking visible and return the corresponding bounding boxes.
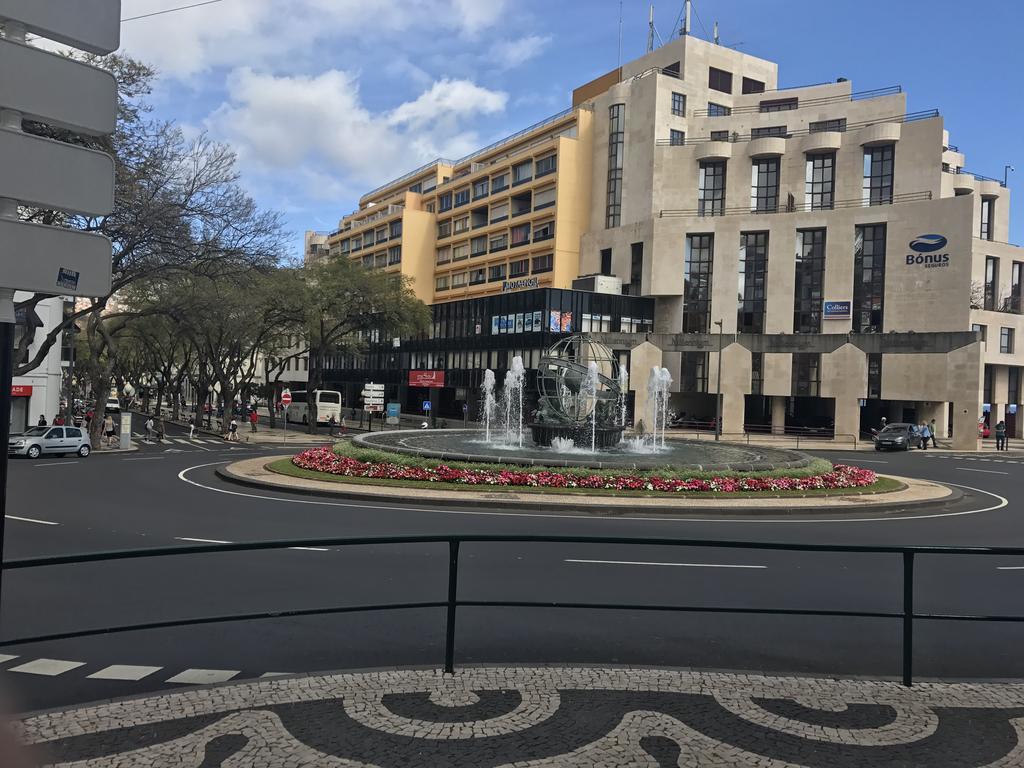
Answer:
[123,456,165,461]
[175,537,231,544]
[997,566,1024,571]
[165,668,240,685]
[566,559,767,569]
[5,515,58,526]
[87,664,163,681]
[34,461,79,467]
[956,467,1010,475]
[8,658,86,676]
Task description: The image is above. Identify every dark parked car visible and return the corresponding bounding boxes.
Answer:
[874,423,923,451]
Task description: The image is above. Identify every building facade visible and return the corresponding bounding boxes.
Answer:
[9,294,65,432]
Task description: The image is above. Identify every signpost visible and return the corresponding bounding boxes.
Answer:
[386,402,400,426]
[0,1,120,621]
[281,389,292,443]
[361,383,384,432]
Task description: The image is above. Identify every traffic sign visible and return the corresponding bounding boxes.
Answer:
[281,389,292,406]
[0,40,117,135]
[422,400,432,412]
[0,218,111,296]
[0,0,121,55]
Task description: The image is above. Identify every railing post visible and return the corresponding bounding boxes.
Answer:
[444,539,461,674]
[902,551,914,687]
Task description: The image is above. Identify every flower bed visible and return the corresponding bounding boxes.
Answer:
[291,447,877,494]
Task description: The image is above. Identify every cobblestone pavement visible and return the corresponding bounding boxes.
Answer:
[15,666,1024,766]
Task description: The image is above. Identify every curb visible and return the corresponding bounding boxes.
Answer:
[214,459,964,518]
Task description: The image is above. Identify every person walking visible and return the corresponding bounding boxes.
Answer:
[103,414,116,448]
[929,418,939,448]
[37,414,47,427]
[880,416,887,431]
[996,420,1008,451]
[919,422,931,450]
[156,417,166,443]
[144,415,155,442]
[228,417,239,442]
[249,408,259,433]
[188,415,196,439]
[328,414,336,437]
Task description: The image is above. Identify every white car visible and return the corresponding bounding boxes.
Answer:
[9,426,92,459]
[105,397,121,414]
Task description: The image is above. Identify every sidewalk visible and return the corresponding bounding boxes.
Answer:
[17,665,1024,766]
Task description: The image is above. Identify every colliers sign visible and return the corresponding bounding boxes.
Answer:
[906,234,950,268]
[502,277,539,292]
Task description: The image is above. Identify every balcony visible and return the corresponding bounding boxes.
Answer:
[660,190,933,218]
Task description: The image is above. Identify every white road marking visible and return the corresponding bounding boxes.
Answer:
[997,566,1024,570]
[0,654,18,664]
[8,658,85,676]
[288,546,329,552]
[5,515,58,526]
[177,464,1010,525]
[851,459,888,464]
[175,537,232,544]
[260,672,292,678]
[566,559,766,569]
[124,456,165,461]
[34,461,79,467]
[956,467,1009,475]
[88,664,163,681]
[166,668,239,685]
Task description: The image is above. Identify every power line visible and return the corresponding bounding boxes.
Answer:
[121,0,226,23]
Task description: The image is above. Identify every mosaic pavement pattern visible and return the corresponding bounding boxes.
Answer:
[16,666,1024,766]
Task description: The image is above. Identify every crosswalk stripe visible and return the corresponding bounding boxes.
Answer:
[88,664,163,681]
[0,654,18,664]
[8,658,85,676]
[260,672,292,678]
[166,668,239,685]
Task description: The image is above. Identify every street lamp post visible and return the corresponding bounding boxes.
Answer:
[714,319,723,441]
[1005,165,1015,188]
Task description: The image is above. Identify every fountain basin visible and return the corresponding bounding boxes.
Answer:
[530,423,624,449]
[352,429,811,472]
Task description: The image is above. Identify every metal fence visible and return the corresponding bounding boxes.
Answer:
[4,534,1024,686]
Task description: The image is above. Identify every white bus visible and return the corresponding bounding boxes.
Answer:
[285,390,343,425]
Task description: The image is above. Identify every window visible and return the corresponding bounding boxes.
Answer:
[742,77,765,94]
[533,220,554,241]
[439,192,452,212]
[435,276,450,291]
[536,154,557,176]
[853,224,887,333]
[351,235,362,251]
[669,129,685,146]
[469,268,486,285]
[760,97,798,113]
[454,187,470,207]
[981,196,995,240]
[707,102,731,117]
[389,220,402,239]
[375,227,387,243]
[1011,262,1023,313]
[683,234,714,333]
[985,256,999,311]
[792,353,821,397]
[387,245,401,265]
[671,91,686,116]
[66,427,82,438]
[698,160,726,216]
[340,238,350,253]
[710,130,730,142]
[867,353,882,398]
[737,232,768,334]
[437,219,452,238]
[534,185,556,210]
[453,216,469,234]
[794,229,826,333]
[511,223,531,246]
[471,236,487,256]
[751,125,787,138]
[452,271,468,288]
[374,251,386,268]
[750,158,779,213]
[436,246,451,264]
[1001,327,1015,354]
[627,242,643,295]
[1011,367,1022,405]
[488,263,507,282]
[491,173,508,192]
[606,104,625,228]
[863,144,895,205]
[510,258,529,277]
[513,160,533,185]
[532,254,553,273]
[409,182,422,193]
[750,352,763,395]
[805,152,836,210]
[361,254,373,268]
[809,118,847,133]
[490,202,509,223]
[709,67,733,93]
[489,233,508,252]
[973,323,987,343]
[452,243,469,260]
[600,248,612,276]
[680,352,708,393]
[472,178,489,200]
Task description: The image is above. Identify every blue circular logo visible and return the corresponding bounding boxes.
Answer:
[909,234,948,253]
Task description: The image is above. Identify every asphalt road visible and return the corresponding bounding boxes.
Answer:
[1,435,1022,713]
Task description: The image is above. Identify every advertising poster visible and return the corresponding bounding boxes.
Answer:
[491,316,499,334]
[516,313,525,333]
[525,312,534,332]
[549,310,560,332]
[560,311,572,333]
[534,310,542,330]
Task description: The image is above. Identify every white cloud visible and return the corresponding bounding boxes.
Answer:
[452,0,510,35]
[491,35,552,70]
[388,80,507,127]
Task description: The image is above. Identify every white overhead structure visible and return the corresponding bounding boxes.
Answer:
[0,0,121,54]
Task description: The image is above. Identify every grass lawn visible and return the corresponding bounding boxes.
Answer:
[267,458,905,499]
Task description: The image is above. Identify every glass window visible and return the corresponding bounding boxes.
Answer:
[470,268,486,285]
[600,248,612,276]
[389,220,402,239]
[708,67,733,93]
[454,187,470,207]
[532,254,553,273]
[1001,327,1015,354]
[471,236,487,256]
[680,352,708,393]
[439,191,452,212]
[853,224,886,333]
[627,242,643,295]
[490,201,508,222]
[387,245,401,265]
[488,263,507,282]
[533,220,554,241]
[511,223,530,246]
[436,246,451,264]
[742,77,765,94]
[374,227,387,243]
[698,160,726,216]
[437,219,451,238]
[671,91,686,116]
[973,323,987,343]
[751,125,787,138]
[683,234,714,333]
[710,130,730,141]
[707,102,731,117]
[66,427,82,438]
[985,256,999,311]
[510,258,529,277]
[981,197,995,240]
[669,129,685,146]
[867,353,882,398]
[535,154,557,176]
[750,158,779,213]
[452,243,469,260]
[809,118,847,133]
[1011,367,1021,404]
[863,145,895,205]
[794,229,826,333]
[453,216,469,234]
[606,104,625,228]
[452,271,467,287]
[435,276,450,291]
[491,173,508,192]
[805,152,836,210]
[750,352,763,395]
[512,160,533,184]
[737,231,768,334]
[533,185,556,209]
[489,233,508,252]
[1011,261,1023,313]
[760,97,797,112]
[361,254,373,268]
[792,353,820,397]
[473,178,489,199]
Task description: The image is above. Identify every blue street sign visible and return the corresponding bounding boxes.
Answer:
[386,402,400,418]
[423,400,432,412]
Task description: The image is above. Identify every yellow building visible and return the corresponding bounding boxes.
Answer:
[322,107,594,304]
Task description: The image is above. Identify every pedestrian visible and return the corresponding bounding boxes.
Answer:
[249,408,259,433]
[340,415,347,435]
[157,417,166,443]
[84,409,93,430]
[328,414,336,437]
[37,414,47,427]
[145,415,155,442]
[919,421,930,450]
[54,413,65,426]
[188,415,196,439]
[880,416,887,431]
[996,420,1008,451]
[103,414,116,448]
[228,417,238,442]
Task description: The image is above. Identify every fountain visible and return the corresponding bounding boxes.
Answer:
[617,365,629,428]
[481,369,497,444]
[500,356,526,448]
[585,361,599,453]
[644,366,672,451]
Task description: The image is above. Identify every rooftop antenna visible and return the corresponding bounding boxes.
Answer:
[617,0,623,66]
[713,20,719,44]
[681,0,691,36]
[647,4,655,53]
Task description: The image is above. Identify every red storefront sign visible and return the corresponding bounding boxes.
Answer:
[11,385,32,397]
[408,370,445,388]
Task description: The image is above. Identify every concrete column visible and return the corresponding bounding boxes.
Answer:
[935,402,950,442]
[833,396,860,444]
[952,400,980,451]
[721,389,744,437]
[771,396,786,435]
[994,403,1006,429]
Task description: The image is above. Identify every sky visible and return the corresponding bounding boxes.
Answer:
[114,0,1024,255]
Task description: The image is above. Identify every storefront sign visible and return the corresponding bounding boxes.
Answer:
[823,301,851,319]
[11,384,32,396]
[906,234,950,268]
[408,370,445,388]
[501,277,539,292]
